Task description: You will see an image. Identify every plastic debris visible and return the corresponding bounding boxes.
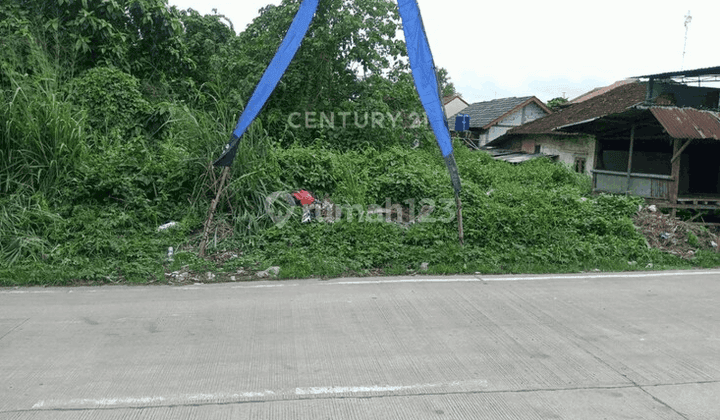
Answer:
[256,266,281,278]
[158,221,178,231]
[292,190,315,205]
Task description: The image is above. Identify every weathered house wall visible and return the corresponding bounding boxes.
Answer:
[496,135,596,174]
[477,103,549,147]
[444,97,469,119]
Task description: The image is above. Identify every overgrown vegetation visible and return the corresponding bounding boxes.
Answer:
[2,0,718,286]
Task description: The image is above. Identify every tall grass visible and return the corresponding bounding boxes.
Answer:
[167,83,287,249]
[0,33,86,196]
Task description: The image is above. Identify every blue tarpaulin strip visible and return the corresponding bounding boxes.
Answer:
[397,0,452,158]
[214,0,320,167]
[397,0,460,191]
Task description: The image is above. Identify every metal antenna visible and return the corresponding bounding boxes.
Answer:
[682,10,692,70]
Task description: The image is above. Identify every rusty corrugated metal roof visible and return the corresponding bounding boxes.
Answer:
[650,107,720,140]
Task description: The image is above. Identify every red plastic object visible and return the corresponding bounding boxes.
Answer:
[292,190,315,205]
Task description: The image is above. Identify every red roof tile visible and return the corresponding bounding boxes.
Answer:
[570,79,636,103]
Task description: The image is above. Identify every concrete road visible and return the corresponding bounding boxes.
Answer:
[1,270,719,419]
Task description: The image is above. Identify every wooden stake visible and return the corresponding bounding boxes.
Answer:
[199,166,231,258]
[456,191,464,246]
[625,125,635,193]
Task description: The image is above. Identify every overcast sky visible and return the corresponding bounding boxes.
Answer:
[168,0,719,104]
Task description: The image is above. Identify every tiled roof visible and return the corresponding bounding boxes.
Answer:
[499,82,647,138]
[443,94,469,106]
[570,79,637,103]
[448,96,540,129]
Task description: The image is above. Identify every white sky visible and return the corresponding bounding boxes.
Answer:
[168,0,720,103]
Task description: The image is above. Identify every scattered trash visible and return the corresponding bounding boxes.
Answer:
[230,276,237,281]
[646,263,653,269]
[712,241,718,248]
[167,246,174,262]
[292,190,315,205]
[158,221,178,231]
[634,206,719,260]
[206,272,215,281]
[256,266,281,278]
[647,205,657,213]
[169,271,189,282]
[628,261,637,266]
[420,262,429,271]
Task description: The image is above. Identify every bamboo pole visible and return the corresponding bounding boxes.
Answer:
[199,166,231,258]
[456,191,464,246]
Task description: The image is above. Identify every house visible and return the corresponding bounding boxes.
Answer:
[559,66,720,214]
[448,96,551,147]
[443,94,470,119]
[486,82,648,174]
[490,65,720,214]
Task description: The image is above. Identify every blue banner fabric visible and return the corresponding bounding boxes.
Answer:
[397,0,452,157]
[214,0,320,167]
[397,0,460,191]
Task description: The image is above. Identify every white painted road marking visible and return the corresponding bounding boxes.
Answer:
[31,380,489,409]
[336,271,720,285]
[3,270,718,294]
[225,270,720,289]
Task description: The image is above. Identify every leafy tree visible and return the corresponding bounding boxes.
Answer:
[177,8,235,87]
[15,0,193,80]
[546,97,569,111]
[233,0,406,111]
[217,0,427,150]
[436,67,456,98]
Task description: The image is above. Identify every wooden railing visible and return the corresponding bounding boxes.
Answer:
[591,169,673,200]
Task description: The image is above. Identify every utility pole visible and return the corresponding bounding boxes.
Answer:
[682,11,692,70]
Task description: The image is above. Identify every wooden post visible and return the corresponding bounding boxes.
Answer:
[455,191,464,246]
[671,139,693,163]
[199,167,231,258]
[670,138,682,218]
[626,125,635,193]
[591,136,601,191]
